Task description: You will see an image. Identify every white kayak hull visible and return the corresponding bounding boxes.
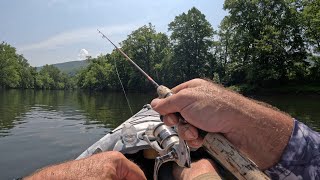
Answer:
[77,104,162,159]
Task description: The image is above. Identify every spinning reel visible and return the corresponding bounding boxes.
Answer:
[143,123,191,180]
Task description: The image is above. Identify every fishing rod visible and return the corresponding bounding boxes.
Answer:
[97,29,192,180]
[97,30,270,180]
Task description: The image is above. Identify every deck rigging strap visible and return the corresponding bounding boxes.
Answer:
[113,57,133,115]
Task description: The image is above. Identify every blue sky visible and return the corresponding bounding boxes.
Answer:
[1,0,227,66]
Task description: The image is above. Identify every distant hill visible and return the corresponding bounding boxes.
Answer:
[38,60,89,75]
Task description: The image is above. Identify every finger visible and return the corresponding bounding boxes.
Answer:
[171,78,206,93]
[186,137,204,148]
[177,122,198,140]
[150,95,183,115]
[172,158,221,180]
[163,114,179,126]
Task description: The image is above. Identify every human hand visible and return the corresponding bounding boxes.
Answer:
[172,159,221,180]
[151,78,293,169]
[25,151,146,180]
[151,79,241,148]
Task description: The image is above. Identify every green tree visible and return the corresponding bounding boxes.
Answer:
[214,19,233,84]
[36,65,72,89]
[221,0,307,86]
[0,42,43,89]
[168,7,215,84]
[77,56,112,90]
[300,0,320,82]
[0,42,20,88]
[119,23,171,90]
[301,0,320,54]
[17,55,35,88]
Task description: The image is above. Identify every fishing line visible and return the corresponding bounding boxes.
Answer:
[113,57,133,115]
[97,29,159,88]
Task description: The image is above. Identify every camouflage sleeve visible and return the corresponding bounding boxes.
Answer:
[265,119,320,180]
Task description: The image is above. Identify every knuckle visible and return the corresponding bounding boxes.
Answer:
[163,114,178,126]
[107,151,125,159]
[192,78,206,84]
[192,78,203,82]
[188,139,203,148]
[177,123,197,140]
[196,159,217,168]
[176,89,191,101]
[177,122,187,130]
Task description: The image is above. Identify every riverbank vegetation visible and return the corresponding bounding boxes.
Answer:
[0,43,75,90]
[1,0,319,93]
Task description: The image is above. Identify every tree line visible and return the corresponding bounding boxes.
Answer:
[0,42,75,89]
[1,0,319,92]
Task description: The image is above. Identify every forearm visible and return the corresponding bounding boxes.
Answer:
[221,90,294,170]
[24,151,146,180]
[24,153,115,180]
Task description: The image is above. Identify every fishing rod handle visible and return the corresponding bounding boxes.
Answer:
[203,133,270,180]
[157,85,208,138]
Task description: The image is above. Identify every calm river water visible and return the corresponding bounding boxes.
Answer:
[0,89,319,179]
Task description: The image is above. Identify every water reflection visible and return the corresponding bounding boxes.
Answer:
[75,91,153,128]
[0,89,154,180]
[253,94,320,131]
[1,90,319,136]
[0,89,154,136]
[0,90,34,136]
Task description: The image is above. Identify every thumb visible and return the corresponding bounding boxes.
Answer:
[150,98,161,108]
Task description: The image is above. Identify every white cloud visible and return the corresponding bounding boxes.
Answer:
[78,49,89,60]
[18,23,140,52]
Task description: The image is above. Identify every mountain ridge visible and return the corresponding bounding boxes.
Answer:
[38,60,89,75]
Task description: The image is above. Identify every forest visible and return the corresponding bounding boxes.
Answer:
[1,0,319,93]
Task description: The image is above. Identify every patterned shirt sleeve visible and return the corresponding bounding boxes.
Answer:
[265,119,320,180]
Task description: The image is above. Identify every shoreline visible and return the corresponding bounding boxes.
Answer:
[228,84,320,95]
